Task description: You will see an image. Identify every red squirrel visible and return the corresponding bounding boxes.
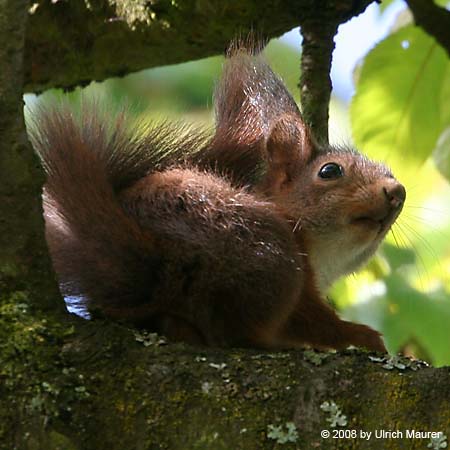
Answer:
[30,44,405,352]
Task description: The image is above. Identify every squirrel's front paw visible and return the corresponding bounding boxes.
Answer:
[352,324,387,353]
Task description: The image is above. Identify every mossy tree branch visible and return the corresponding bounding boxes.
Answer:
[25,0,373,94]
[0,0,61,310]
[1,318,449,449]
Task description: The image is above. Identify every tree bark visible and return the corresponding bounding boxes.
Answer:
[0,1,61,309]
[2,318,450,450]
[299,21,338,144]
[24,0,373,93]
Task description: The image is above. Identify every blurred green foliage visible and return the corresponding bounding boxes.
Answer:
[351,25,450,165]
[28,19,450,366]
[345,4,450,366]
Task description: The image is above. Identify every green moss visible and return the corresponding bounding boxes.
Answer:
[107,0,172,29]
[0,290,79,446]
[48,431,79,450]
[0,261,21,278]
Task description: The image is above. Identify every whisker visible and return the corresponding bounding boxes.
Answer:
[405,205,449,215]
[390,227,401,248]
[403,183,422,193]
[398,214,439,229]
[397,215,450,240]
[292,216,302,233]
[399,221,443,265]
[393,222,431,289]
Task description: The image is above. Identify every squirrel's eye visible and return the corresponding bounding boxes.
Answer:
[318,163,344,179]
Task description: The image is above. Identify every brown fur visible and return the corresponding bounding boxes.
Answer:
[29,45,406,352]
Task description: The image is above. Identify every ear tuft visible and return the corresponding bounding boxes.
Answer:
[198,38,309,187]
[226,34,267,58]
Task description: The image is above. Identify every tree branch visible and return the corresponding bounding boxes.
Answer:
[25,0,374,94]
[298,1,374,143]
[299,21,338,144]
[1,318,449,449]
[0,1,61,310]
[405,0,450,58]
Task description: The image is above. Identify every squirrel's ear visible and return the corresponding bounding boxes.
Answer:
[260,114,314,194]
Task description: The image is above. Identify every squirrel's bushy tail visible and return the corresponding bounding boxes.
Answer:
[29,105,163,320]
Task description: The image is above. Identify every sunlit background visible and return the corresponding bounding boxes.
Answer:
[26,0,450,366]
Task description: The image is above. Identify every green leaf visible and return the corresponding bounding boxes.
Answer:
[383,274,450,367]
[381,242,416,270]
[433,126,450,182]
[351,25,450,165]
[343,275,450,367]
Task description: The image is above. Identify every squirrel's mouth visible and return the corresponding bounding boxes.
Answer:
[351,208,402,237]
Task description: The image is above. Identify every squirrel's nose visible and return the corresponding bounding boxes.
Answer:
[383,181,406,209]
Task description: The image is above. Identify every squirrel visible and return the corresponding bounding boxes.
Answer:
[29,43,406,353]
